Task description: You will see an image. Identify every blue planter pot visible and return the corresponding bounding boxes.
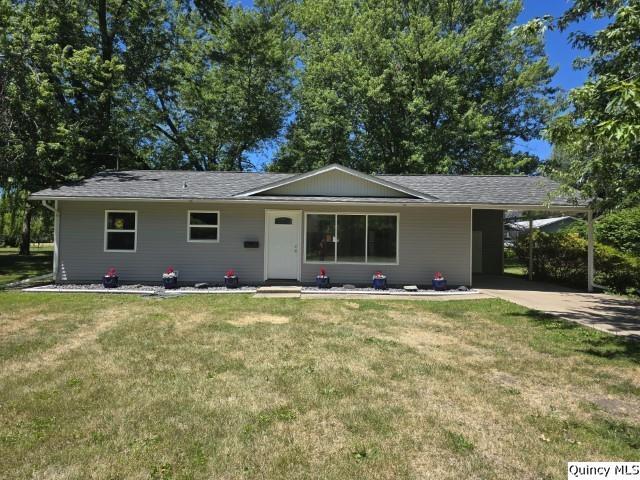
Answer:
[432,279,447,291]
[315,276,330,289]
[102,276,118,288]
[372,277,387,290]
[163,277,178,289]
[224,276,239,289]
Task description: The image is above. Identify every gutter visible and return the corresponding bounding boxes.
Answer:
[29,196,590,212]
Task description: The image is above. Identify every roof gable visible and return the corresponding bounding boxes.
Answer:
[236,165,434,200]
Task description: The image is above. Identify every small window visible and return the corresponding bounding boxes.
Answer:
[188,211,219,242]
[275,217,293,225]
[105,211,137,252]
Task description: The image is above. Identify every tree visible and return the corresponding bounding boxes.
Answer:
[130,1,294,170]
[272,0,556,174]
[545,0,640,210]
[0,0,98,253]
[1,0,293,253]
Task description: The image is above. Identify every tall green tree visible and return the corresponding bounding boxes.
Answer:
[1,0,293,253]
[545,0,640,210]
[0,0,103,253]
[130,1,294,170]
[272,0,556,174]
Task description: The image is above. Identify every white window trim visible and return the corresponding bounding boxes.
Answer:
[104,210,137,253]
[187,210,220,243]
[303,212,399,265]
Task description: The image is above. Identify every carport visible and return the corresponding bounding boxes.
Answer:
[470,204,595,292]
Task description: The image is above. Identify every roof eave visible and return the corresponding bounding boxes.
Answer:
[28,194,590,210]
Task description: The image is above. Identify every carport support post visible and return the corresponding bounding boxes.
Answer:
[587,209,594,292]
[528,217,533,281]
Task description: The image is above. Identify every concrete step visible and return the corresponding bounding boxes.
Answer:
[256,286,302,294]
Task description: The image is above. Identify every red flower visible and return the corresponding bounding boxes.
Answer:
[226,269,236,277]
[319,268,326,277]
[105,267,117,277]
[166,266,174,274]
[434,271,443,280]
[374,271,384,278]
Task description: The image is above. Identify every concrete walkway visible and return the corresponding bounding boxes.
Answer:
[475,275,640,338]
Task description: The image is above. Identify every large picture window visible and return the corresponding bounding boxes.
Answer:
[105,211,137,252]
[305,213,398,264]
[188,211,219,242]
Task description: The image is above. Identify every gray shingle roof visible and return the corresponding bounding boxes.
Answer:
[32,170,293,200]
[31,169,585,207]
[381,174,579,206]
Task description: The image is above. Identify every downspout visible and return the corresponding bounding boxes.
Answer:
[528,216,533,282]
[587,209,594,292]
[41,200,59,282]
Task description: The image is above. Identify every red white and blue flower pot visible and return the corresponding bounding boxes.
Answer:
[432,279,447,291]
[102,276,118,288]
[372,277,387,290]
[163,277,178,289]
[316,276,330,288]
[224,275,239,289]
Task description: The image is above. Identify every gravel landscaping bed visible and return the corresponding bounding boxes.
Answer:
[23,283,477,296]
[301,286,478,295]
[23,283,257,294]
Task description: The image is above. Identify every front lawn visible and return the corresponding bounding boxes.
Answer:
[0,293,638,479]
[0,245,53,286]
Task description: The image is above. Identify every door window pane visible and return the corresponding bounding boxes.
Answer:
[306,214,335,262]
[367,215,397,263]
[275,217,293,225]
[337,215,365,262]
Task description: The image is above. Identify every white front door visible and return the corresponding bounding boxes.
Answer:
[265,210,301,280]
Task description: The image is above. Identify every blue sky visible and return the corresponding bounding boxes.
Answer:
[244,0,608,169]
[516,0,608,159]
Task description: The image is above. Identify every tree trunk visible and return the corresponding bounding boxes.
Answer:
[18,204,32,256]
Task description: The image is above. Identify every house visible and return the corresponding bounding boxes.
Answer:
[31,164,593,288]
[505,216,581,243]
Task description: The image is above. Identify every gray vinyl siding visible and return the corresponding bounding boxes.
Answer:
[57,201,266,284]
[472,209,504,275]
[262,169,408,197]
[57,201,472,286]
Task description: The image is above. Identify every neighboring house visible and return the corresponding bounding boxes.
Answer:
[31,164,590,287]
[505,216,581,243]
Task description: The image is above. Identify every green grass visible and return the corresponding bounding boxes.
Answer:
[504,264,526,276]
[503,247,527,277]
[0,293,638,479]
[0,245,53,286]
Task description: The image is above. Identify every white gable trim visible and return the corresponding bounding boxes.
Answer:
[234,164,437,200]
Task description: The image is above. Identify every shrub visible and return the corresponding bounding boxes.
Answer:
[514,231,640,295]
[556,208,640,258]
[594,207,640,257]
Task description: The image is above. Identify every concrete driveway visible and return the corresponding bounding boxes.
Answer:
[475,275,640,338]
